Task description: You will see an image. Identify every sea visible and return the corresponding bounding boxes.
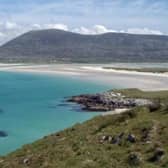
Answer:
[0,71,112,155]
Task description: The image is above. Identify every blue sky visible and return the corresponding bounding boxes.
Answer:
[0,0,168,44]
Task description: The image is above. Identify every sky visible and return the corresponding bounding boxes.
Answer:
[0,0,168,44]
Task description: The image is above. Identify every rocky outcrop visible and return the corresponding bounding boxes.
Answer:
[0,131,8,138]
[68,91,154,112]
[98,132,137,145]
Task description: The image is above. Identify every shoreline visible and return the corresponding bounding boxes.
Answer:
[0,63,168,161]
[1,63,168,76]
[0,63,168,91]
[82,66,168,77]
[102,108,129,116]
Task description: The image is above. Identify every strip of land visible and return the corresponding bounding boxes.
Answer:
[0,63,168,91]
[103,67,168,73]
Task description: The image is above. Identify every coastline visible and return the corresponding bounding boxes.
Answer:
[0,63,168,91]
[1,89,168,168]
[102,108,129,116]
[82,66,168,77]
[0,63,168,165]
[0,69,107,155]
[1,63,168,117]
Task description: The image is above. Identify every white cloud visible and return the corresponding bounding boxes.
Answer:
[73,25,116,34]
[73,27,91,34]
[32,24,41,29]
[5,21,19,30]
[0,32,5,37]
[93,25,116,34]
[72,25,163,36]
[44,24,68,31]
[124,28,163,35]
[0,22,165,46]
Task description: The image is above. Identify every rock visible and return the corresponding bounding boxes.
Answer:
[101,133,125,145]
[102,135,108,141]
[110,136,120,144]
[128,152,142,166]
[0,131,8,138]
[148,102,161,112]
[110,134,124,145]
[148,148,165,162]
[68,91,154,112]
[127,134,136,143]
[145,141,152,144]
[99,135,109,143]
[108,136,113,142]
[141,128,150,142]
[99,135,116,144]
[23,158,30,165]
[0,159,4,163]
[119,132,125,138]
[116,93,122,97]
[134,99,153,106]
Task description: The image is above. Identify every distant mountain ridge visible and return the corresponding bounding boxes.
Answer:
[0,29,168,63]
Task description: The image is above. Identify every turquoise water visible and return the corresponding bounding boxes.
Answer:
[0,72,112,155]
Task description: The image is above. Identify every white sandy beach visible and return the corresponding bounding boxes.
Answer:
[102,108,129,116]
[0,63,168,91]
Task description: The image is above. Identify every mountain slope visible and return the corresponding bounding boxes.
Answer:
[0,29,168,63]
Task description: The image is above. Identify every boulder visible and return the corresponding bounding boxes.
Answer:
[127,134,136,143]
[148,102,161,112]
[119,132,125,138]
[101,135,109,141]
[149,148,165,162]
[99,135,109,143]
[110,133,124,145]
[128,152,142,166]
[110,136,120,144]
[0,131,8,137]
[23,158,30,165]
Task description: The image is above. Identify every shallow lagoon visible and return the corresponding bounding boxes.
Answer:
[0,71,113,155]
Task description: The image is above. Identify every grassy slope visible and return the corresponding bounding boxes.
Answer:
[103,67,168,73]
[0,89,168,168]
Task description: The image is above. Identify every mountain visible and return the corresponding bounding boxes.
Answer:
[0,29,168,63]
